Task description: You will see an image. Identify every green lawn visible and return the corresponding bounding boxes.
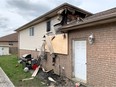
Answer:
[0,55,43,87]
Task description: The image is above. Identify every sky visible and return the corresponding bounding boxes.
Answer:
[0,0,116,37]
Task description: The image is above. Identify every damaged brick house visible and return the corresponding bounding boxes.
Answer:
[15,3,91,74]
[60,7,116,87]
[15,3,116,87]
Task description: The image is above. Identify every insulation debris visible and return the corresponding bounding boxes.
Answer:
[57,8,86,26]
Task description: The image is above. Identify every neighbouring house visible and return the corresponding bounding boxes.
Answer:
[0,33,18,55]
[15,3,116,87]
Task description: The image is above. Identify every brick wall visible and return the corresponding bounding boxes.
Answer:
[69,22,116,87]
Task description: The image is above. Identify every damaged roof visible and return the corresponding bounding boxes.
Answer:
[15,3,92,32]
[61,7,116,32]
[0,33,18,42]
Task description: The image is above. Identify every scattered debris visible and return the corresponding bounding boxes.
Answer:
[15,64,19,67]
[21,66,40,82]
[41,82,46,85]
[24,67,29,72]
[32,66,40,77]
[57,7,85,26]
[48,77,56,83]
[19,54,39,71]
[22,77,34,81]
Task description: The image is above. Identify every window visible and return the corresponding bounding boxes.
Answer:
[46,20,51,32]
[29,27,34,36]
[9,41,13,46]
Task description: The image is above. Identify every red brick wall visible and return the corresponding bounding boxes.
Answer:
[69,22,116,87]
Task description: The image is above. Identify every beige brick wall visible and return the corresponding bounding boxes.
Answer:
[69,22,116,87]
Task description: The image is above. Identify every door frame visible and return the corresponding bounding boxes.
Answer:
[71,39,87,83]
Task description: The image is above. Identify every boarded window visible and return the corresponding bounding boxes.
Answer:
[29,27,34,36]
[46,20,51,32]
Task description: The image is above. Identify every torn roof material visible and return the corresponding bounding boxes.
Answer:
[15,3,92,32]
[61,7,116,32]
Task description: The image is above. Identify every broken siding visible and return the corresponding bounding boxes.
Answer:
[19,16,59,51]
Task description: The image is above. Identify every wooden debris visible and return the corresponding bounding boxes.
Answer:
[22,66,40,81]
[48,77,56,83]
[22,77,34,81]
[45,35,54,54]
[32,66,40,77]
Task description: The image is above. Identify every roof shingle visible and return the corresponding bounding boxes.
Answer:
[0,33,18,42]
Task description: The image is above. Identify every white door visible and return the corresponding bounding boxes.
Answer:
[73,40,86,82]
[0,47,3,55]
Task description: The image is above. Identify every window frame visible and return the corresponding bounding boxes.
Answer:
[29,27,34,36]
[46,20,51,32]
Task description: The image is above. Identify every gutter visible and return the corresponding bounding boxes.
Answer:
[61,12,116,32]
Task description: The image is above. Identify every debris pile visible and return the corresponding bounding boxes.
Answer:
[18,54,39,72]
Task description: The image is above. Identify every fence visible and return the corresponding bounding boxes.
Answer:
[9,47,18,54]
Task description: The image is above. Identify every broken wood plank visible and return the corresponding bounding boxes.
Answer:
[32,66,40,77]
[22,77,34,81]
[45,35,54,54]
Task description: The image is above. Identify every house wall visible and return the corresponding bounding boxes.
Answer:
[68,22,116,87]
[19,16,59,52]
[0,46,9,55]
[0,42,18,47]
[18,21,116,87]
[0,42,18,54]
[18,15,72,78]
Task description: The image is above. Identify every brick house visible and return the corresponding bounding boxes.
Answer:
[15,3,116,87]
[60,7,116,87]
[0,33,18,54]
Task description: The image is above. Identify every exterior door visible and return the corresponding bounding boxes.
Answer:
[73,40,86,82]
[0,47,3,55]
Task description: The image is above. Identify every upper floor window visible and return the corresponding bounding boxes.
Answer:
[29,27,34,36]
[46,20,51,32]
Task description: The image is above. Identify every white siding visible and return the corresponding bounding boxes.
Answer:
[0,46,9,55]
[19,16,60,51]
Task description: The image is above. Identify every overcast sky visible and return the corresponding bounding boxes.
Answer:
[0,0,116,37]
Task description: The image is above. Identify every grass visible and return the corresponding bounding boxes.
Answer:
[0,55,43,87]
